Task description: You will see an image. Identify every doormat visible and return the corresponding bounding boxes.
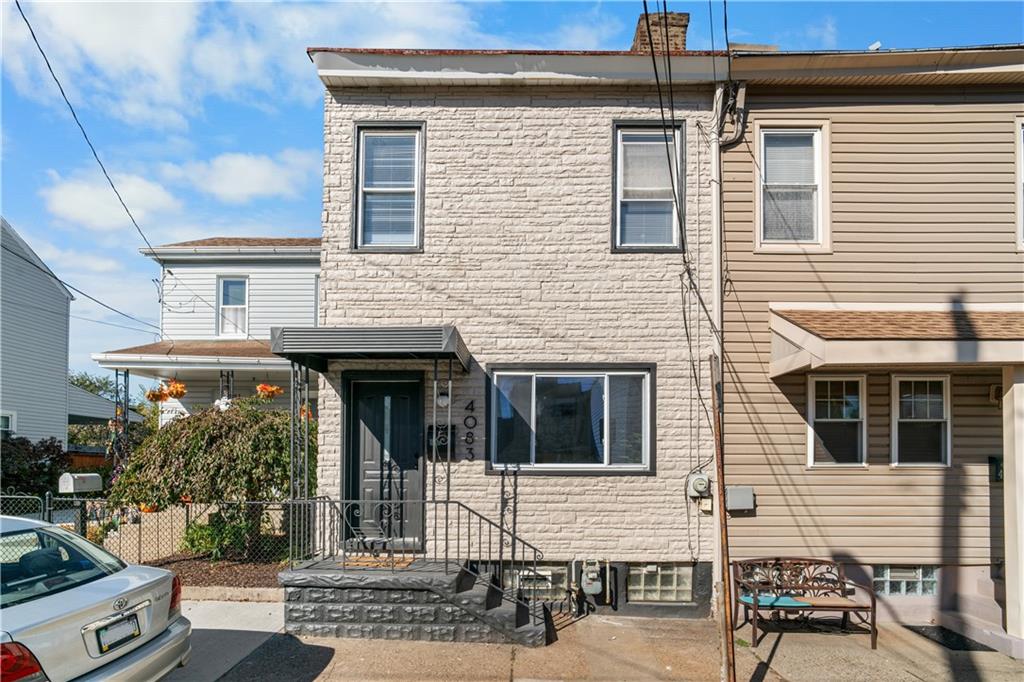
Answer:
[903,625,995,652]
[339,555,415,570]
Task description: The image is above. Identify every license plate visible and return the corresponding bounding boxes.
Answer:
[97,614,141,653]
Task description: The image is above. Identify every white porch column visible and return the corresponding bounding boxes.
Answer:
[1003,364,1024,647]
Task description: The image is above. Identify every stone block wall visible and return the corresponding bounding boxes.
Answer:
[316,85,718,564]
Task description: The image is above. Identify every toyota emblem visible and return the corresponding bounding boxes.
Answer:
[112,597,128,612]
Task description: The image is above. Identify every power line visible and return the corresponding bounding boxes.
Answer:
[1,243,160,331]
[13,0,158,258]
[14,0,269,348]
[71,314,160,336]
[722,0,734,83]
[641,1,687,252]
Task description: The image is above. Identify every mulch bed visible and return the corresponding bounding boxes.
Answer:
[148,553,284,588]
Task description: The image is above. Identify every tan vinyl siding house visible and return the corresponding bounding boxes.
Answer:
[721,47,1024,656]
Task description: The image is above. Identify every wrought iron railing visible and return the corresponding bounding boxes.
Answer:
[288,497,549,625]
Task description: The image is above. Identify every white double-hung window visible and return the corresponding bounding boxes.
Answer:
[614,126,683,250]
[356,125,422,250]
[218,277,247,337]
[891,376,951,467]
[807,376,866,466]
[758,125,828,248]
[490,367,652,471]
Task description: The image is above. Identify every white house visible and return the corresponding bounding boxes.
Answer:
[93,237,320,422]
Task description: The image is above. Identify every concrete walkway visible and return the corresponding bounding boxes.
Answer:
[216,615,1024,681]
[165,600,283,682]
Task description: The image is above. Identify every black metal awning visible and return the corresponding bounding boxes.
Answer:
[270,325,471,372]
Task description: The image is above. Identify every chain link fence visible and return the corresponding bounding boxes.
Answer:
[1,494,292,587]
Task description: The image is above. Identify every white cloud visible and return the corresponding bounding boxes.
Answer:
[32,241,120,273]
[2,1,501,129]
[39,170,181,232]
[805,17,838,50]
[160,148,320,204]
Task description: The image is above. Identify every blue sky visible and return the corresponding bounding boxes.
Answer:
[2,1,1022,374]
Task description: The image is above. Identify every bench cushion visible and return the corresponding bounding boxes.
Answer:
[738,594,809,608]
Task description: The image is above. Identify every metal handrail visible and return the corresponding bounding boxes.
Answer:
[289,497,548,625]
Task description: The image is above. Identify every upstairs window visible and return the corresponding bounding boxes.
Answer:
[218,277,247,337]
[891,376,950,466]
[807,376,866,466]
[0,413,14,438]
[356,126,423,250]
[614,125,683,251]
[490,367,652,472]
[758,126,828,249]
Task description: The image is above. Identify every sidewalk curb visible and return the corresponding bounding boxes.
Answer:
[183,585,283,602]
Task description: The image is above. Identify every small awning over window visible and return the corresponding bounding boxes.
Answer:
[768,307,1024,377]
[271,325,470,372]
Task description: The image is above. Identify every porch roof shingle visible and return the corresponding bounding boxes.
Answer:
[773,310,1024,341]
[102,339,276,358]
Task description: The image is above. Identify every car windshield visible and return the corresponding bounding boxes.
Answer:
[0,526,124,608]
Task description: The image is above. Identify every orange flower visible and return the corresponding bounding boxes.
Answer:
[166,380,187,399]
[256,383,283,399]
[299,403,312,419]
[139,503,159,513]
[145,386,170,403]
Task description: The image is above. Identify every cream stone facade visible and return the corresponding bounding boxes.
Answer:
[313,85,720,574]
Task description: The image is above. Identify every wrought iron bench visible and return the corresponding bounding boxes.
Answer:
[732,557,877,649]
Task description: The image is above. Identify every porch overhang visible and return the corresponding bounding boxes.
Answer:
[271,325,471,372]
[768,305,1024,378]
[92,339,289,379]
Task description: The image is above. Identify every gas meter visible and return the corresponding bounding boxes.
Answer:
[579,559,604,596]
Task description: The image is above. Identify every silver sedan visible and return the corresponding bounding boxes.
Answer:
[0,515,191,681]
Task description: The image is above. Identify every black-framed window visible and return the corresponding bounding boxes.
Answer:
[489,366,653,471]
[354,123,424,251]
[612,123,684,252]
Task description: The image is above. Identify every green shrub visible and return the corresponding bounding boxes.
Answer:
[0,437,69,495]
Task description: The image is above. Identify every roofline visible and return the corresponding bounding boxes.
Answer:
[730,44,1024,84]
[141,245,321,261]
[307,49,729,87]
[307,47,727,57]
[1,217,74,301]
[92,351,290,372]
[732,43,1024,56]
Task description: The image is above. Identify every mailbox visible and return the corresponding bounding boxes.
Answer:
[59,472,103,494]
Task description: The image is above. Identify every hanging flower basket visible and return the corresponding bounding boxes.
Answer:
[145,386,169,403]
[166,380,187,399]
[256,383,283,399]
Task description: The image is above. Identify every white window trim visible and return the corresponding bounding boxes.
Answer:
[890,374,952,468]
[806,374,868,468]
[0,411,16,436]
[1016,115,1024,252]
[615,126,683,249]
[490,370,651,472]
[216,276,248,338]
[355,127,423,250]
[753,119,832,254]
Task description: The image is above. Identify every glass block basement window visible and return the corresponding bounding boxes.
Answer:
[502,564,569,601]
[874,566,937,596]
[627,563,693,602]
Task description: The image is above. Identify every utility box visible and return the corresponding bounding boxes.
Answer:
[59,473,103,494]
[725,485,755,512]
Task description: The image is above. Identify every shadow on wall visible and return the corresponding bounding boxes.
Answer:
[942,293,981,680]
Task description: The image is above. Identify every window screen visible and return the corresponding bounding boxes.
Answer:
[895,379,948,465]
[358,130,420,248]
[762,131,818,242]
[811,379,863,465]
[616,129,680,247]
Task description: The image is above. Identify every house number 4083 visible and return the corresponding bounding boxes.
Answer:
[463,401,477,461]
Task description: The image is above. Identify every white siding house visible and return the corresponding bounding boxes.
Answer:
[93,238,320,423]
[0,218,72,445]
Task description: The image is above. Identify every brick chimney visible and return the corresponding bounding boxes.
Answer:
[631,12,689,54]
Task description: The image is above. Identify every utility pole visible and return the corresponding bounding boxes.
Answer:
[711,353,736,682]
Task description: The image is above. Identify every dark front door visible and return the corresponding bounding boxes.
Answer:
[349,379,424,550]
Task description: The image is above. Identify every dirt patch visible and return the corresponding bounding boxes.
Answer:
[149,553,285,588]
